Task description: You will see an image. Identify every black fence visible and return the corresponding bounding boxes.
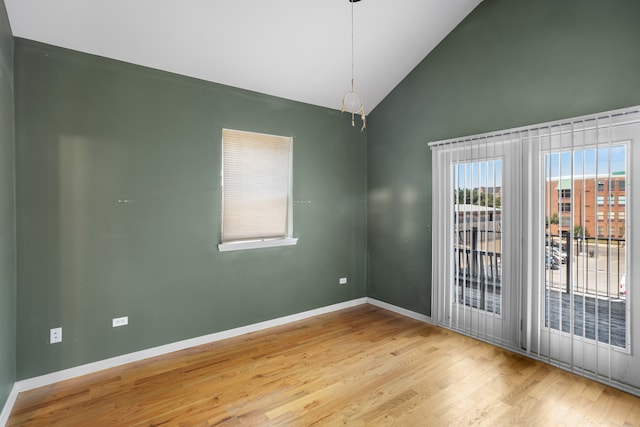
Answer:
[547,233,625,299]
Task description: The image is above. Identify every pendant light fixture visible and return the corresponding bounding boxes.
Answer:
[341,0,366,131]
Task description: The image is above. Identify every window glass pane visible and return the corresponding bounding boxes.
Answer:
[559,202,571,212]
[544,145,627,348]
[453,159,502,315]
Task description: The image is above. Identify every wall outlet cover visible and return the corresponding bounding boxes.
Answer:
[50,327,62,344]
[112,316,129,327]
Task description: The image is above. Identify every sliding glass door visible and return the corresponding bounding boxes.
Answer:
[532,117,640,389]
[432,137,521,349]
[432,106,640,393]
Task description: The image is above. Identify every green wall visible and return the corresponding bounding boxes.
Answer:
[0,0,15,408]
[366,0,640,315]
[10,0,640,385]
[14,39,367,379]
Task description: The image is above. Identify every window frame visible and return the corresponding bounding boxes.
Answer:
[559,202,572,213]
[218,128,298,253]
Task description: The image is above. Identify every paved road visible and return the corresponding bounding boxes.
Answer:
[547,243,625,297]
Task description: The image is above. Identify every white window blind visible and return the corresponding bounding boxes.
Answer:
[220,129,296,251]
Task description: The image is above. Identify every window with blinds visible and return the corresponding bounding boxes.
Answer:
[218,129,297,252]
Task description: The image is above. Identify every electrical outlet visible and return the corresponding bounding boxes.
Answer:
[112,316,129,327]
[50,327,62,344]
[339,277,348,285]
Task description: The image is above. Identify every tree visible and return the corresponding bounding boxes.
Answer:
[574,224,590,238]
[454,189,471,204]
[454,189,501,208]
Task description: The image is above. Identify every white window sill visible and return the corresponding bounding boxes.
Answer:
[218,237,298,253]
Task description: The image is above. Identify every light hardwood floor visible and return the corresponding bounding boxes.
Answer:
[7,304,640,426]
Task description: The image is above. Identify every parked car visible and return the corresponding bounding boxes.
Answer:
[545,253,560,270]
[620,274,627,298]
[546,238,566,252]
[552,247,567,264]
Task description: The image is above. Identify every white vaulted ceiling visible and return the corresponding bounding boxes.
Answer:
[4,0,482,112]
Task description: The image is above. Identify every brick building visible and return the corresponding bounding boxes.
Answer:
[545,172,626,238]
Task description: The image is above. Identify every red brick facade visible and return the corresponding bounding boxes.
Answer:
[545,174,626,238]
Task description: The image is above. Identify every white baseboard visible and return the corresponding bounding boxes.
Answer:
[0,384,18,427]
[366,298,432,324]
[12,297,368,396]
[1,296,431,426]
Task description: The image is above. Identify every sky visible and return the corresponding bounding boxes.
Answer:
[453,145,626,191]
[546,145,626,179]
[455,160,502,190]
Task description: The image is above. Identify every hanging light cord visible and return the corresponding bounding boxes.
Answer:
[351,0,355,93]
[342,0,366,131]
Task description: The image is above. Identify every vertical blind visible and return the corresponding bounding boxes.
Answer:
[430,131,521,350]
[430,106,640,395]
[221,129,292,243]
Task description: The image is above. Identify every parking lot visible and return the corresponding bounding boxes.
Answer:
[546,242,626,299]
